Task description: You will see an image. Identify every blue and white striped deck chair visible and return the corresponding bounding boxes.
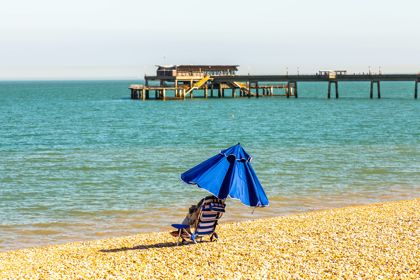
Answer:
[172,198,226,245]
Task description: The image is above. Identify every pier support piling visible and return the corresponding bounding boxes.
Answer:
[335,82,339,99]
[414,80,418,99]
[288,81,298,98]
[327,82,331,99]
[328,81,338,99]
[370,81,381,99]
[256,82,259,98]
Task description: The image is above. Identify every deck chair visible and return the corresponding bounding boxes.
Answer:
[172,197,226,245]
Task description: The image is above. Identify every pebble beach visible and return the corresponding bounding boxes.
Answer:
[0,199,418,279]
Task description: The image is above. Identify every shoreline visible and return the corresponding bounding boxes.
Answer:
[1,198,418,278]
[1,192,418,252]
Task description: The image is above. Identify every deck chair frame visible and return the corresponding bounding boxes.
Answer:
[172,198,225,245]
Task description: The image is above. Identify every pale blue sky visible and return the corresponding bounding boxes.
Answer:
[1,0,419,79]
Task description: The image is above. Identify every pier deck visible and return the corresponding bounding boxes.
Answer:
[130,66,419,100]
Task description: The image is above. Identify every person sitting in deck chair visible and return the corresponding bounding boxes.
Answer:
[170,195,226,244]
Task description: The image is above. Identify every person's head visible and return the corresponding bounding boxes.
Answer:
[188,204,197,214]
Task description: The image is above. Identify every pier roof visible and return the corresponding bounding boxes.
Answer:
[157,65,239,71]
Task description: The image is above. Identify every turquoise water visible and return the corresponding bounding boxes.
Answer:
[1,80,419,251]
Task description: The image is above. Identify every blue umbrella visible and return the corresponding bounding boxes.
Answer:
[181,143,269,207]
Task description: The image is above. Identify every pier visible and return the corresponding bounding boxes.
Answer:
[129,65,420,100]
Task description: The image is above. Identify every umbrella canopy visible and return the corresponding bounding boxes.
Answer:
[181,143,269,207]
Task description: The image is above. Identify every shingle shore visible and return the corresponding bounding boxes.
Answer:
[0,199,418,279]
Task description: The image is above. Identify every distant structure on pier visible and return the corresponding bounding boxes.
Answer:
[130,65,289,100]
[156,65,238,77]
[129,65,419,100]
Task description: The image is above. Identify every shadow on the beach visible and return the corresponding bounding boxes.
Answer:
[99,241,205,253]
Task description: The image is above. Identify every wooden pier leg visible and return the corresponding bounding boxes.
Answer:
[415,81,418,99]
[162,89,166,100]
[271,86,274,96]
[232,88,236,98]
[294,82,298,98]
[256,82,259,98]
[145,78,149,99]
[286,82,291,98]
[248,81,251,97]
[141,89,145,100]
[370,81,373,99]
[377,81,381,99]
[130,89,134,99]
[335,82,339,99]
[218,85,222,98]
[328,82,331,99]
[210,84,214,97]
[204,86,208,99]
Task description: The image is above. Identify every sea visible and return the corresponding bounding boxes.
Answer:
[0,80,419,251]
